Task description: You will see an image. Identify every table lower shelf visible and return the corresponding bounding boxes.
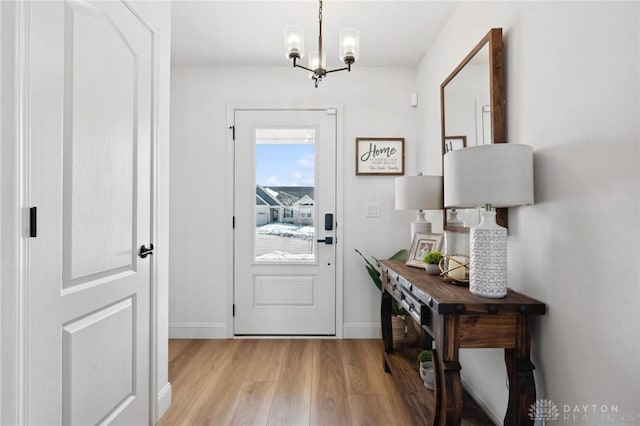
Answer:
[383,347,495,426]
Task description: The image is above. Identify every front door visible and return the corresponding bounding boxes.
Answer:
[234,109,337,335]
[25,1,153,424]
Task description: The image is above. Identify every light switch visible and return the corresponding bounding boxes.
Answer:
[366,202,380,218]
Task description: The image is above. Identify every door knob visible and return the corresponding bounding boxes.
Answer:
[139,244,154,258]
[317,237,334,245]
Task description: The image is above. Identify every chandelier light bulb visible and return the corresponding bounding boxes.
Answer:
[339,28,359,64]
[284,25,304,59]
[308,50,326,71]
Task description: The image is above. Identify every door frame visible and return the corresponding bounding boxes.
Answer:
[225,104,345,338]
[0,2,161,423]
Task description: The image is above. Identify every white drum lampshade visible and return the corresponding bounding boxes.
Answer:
[395,175,443,240]
[444,144,533,297]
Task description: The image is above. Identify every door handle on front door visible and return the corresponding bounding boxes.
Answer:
[139,243,154,258]
[317,237,334,245]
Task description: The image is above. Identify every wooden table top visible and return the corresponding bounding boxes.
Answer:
[380,259,546,315]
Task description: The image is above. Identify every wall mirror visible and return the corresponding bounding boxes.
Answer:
[440,28,507,230]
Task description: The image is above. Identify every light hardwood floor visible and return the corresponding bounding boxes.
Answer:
[158,339,419,426]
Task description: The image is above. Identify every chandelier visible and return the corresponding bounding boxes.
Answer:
[284,0,360,88]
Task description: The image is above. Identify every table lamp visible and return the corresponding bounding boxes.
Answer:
[395,174,443,240]
[444,144,533,298]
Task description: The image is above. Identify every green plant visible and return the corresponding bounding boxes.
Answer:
[422,250,443,265]
[418,350,432,363]
[354,248,408,315]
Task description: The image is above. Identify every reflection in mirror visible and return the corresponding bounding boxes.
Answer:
[444,46,490,148]
[441,28,506,230]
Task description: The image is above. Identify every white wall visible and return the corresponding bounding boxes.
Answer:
[169,66,433,338]
[417,1,639,423]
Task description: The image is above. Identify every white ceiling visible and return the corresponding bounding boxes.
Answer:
[171,1,459,68]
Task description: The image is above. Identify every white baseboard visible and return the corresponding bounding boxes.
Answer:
[461,377,501,425]
[168,323,228,339]
[343,323,381,338]
[156,382,172,421]
[169,322,381,339]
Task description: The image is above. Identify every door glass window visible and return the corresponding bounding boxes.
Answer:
[254,128,316,262]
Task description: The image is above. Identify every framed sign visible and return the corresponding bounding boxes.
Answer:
[355,137,404,175]
[444,135,467,153]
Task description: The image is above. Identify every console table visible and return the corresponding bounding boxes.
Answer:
[380,259,545,426]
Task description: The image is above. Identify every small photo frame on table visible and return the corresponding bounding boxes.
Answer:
[406,233,444,268]
[444,136,467,153]
[355,137,404,175]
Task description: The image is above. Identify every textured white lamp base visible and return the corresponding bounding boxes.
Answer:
[469,210,507,298]
[411,210,432,240]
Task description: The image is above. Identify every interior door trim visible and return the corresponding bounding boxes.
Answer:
[225,104,345,338]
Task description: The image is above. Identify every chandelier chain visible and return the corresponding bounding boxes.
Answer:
[318,0,323,66]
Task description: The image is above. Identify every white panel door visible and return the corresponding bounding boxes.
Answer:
[25,1,153,424]
[234,109,337,335]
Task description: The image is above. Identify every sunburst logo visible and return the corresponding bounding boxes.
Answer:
[529,399,560,423]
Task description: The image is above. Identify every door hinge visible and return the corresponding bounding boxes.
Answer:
[29,207,37,238]
[232,216,235,229]
[232,304,235,316]
[230,125,235,141]
[326,107,337,115]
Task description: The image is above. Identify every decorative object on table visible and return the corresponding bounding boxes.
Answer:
[395,173,443,240]
[354,248,418,345]
[391,315,418,347]
[443,227,469,282]
[406,233,443,268]
[417,350,434,390]
[443,135,467,153]
[438,254,469,283]
[422,251,443,275]
[284,0,359,88]
[444,144,534,298]
[355,137,404,176]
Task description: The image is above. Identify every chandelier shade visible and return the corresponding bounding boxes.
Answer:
[284,25,305,60]
[339,28,360,63]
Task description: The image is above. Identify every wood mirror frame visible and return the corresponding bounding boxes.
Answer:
[440,28,506,231]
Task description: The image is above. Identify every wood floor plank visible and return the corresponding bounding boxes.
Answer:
[309,340,352,426]
[266,340,314,426]
[228,381,278,426]
[341,339,387,396]
[168,338,193,363]
[167,339,206,385]
[348,394,403,426]
[159,339,238,425]
[184,340,262,426]
[381,373,420,426]
[242,339,289,382]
